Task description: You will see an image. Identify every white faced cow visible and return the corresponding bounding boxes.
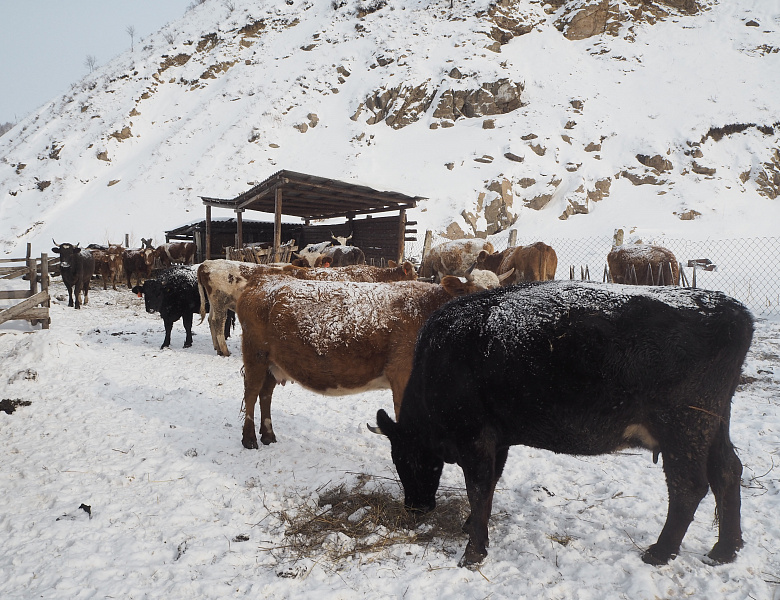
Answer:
[197,259,419,357]
[421,238,495,282]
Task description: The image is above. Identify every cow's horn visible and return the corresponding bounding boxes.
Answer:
[463,261,477,281]
[366,423,385,436]
[498,268,515,283]
[52,238,60,247]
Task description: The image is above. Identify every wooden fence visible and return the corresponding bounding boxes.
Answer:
[0,244,52,329]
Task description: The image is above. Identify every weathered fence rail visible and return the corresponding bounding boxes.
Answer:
[0,244,51,329]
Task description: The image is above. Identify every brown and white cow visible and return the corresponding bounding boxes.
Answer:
[292,241,333,267]
[607,244,680,286]
[420,238,495,282]
[197,261,288,357]
[476,241,557,285]
[237,266,511,448]
[90,244,124,290]
[197,260,419,357]
[123,240,156,289]
[156,242,196,267]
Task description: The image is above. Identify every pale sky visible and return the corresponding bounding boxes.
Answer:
[0,0,194,125]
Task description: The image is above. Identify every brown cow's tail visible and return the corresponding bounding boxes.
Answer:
[197,269,207,324]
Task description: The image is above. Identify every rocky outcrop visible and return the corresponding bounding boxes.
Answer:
[461,178,518,236]
[432,79,525,123]
[352,82,435,129]
[354,78,525,129]
[637,153,673,172]
[756,149,780,199]
[557,0,610,40]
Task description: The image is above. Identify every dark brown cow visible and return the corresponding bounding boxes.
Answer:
[420,239,495,282]
[123,243,156,289]
[476,241,557,285]
[156,242,196,267]
[236,266,510,448]
[89,244,124,290]
[607,244,680,286]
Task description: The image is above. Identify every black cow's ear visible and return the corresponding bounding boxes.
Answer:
[373,409,398,439]
[51,247,60,254]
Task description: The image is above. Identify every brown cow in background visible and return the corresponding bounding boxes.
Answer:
[156,242,196,267]
[476,241,557,285]
[90,244,125,290]
[607,244,680,286]
[123,238,156,288]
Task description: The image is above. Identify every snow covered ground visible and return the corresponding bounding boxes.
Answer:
[1,279,779,599]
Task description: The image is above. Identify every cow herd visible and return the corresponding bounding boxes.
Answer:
[49,235,754,569]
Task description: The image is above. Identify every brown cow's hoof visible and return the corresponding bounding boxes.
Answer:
[242,436,259,450]
[260,432,277,445]
[458,541,487,568]
[641,545,675,566]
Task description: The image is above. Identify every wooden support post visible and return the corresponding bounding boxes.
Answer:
[508,229,517,248]
[236,209,244,249]
[421,230,433,266]
[41,253,50,328]
[273,186,283,262]
[396,209,406,263]
[28,257,37,295]
[125,234,130,248]
[205,205,212,260]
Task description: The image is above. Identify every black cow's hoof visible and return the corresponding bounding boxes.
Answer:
[641,545,674,566]
[458,542,487,568]
[183,342,192,348]
[707,541,741,564]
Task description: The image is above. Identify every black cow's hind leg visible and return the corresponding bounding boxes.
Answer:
[643,448,709,565]
[706,426,744,563]
[182,312,194,348]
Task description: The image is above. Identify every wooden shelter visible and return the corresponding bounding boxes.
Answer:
[200,170,423,264]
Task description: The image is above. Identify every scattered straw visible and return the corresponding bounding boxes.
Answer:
[260,473,469,564]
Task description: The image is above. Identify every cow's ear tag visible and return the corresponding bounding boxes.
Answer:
[137,293,143,298]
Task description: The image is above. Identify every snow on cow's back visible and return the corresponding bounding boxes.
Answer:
[437,280,747,351]
[246,278,435,356]
[158,264,198,286]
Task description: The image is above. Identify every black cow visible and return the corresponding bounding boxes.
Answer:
[51,240,95,309]
[133,266,232,350]
[371,281,754,568]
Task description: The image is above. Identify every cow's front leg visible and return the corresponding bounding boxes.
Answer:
[182,312,194,348]
[458,428,500,567]
[66,284,74,307]
[161,319,173,349]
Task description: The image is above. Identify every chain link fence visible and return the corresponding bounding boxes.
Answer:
[406,233,780,317]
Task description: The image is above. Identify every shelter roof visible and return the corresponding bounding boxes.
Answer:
[201,170,423,220]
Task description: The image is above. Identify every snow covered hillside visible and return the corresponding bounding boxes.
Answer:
[0,281,779,599]
[1,0,779,255]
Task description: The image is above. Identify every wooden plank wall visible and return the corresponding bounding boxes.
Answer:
[302,215,406,266]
